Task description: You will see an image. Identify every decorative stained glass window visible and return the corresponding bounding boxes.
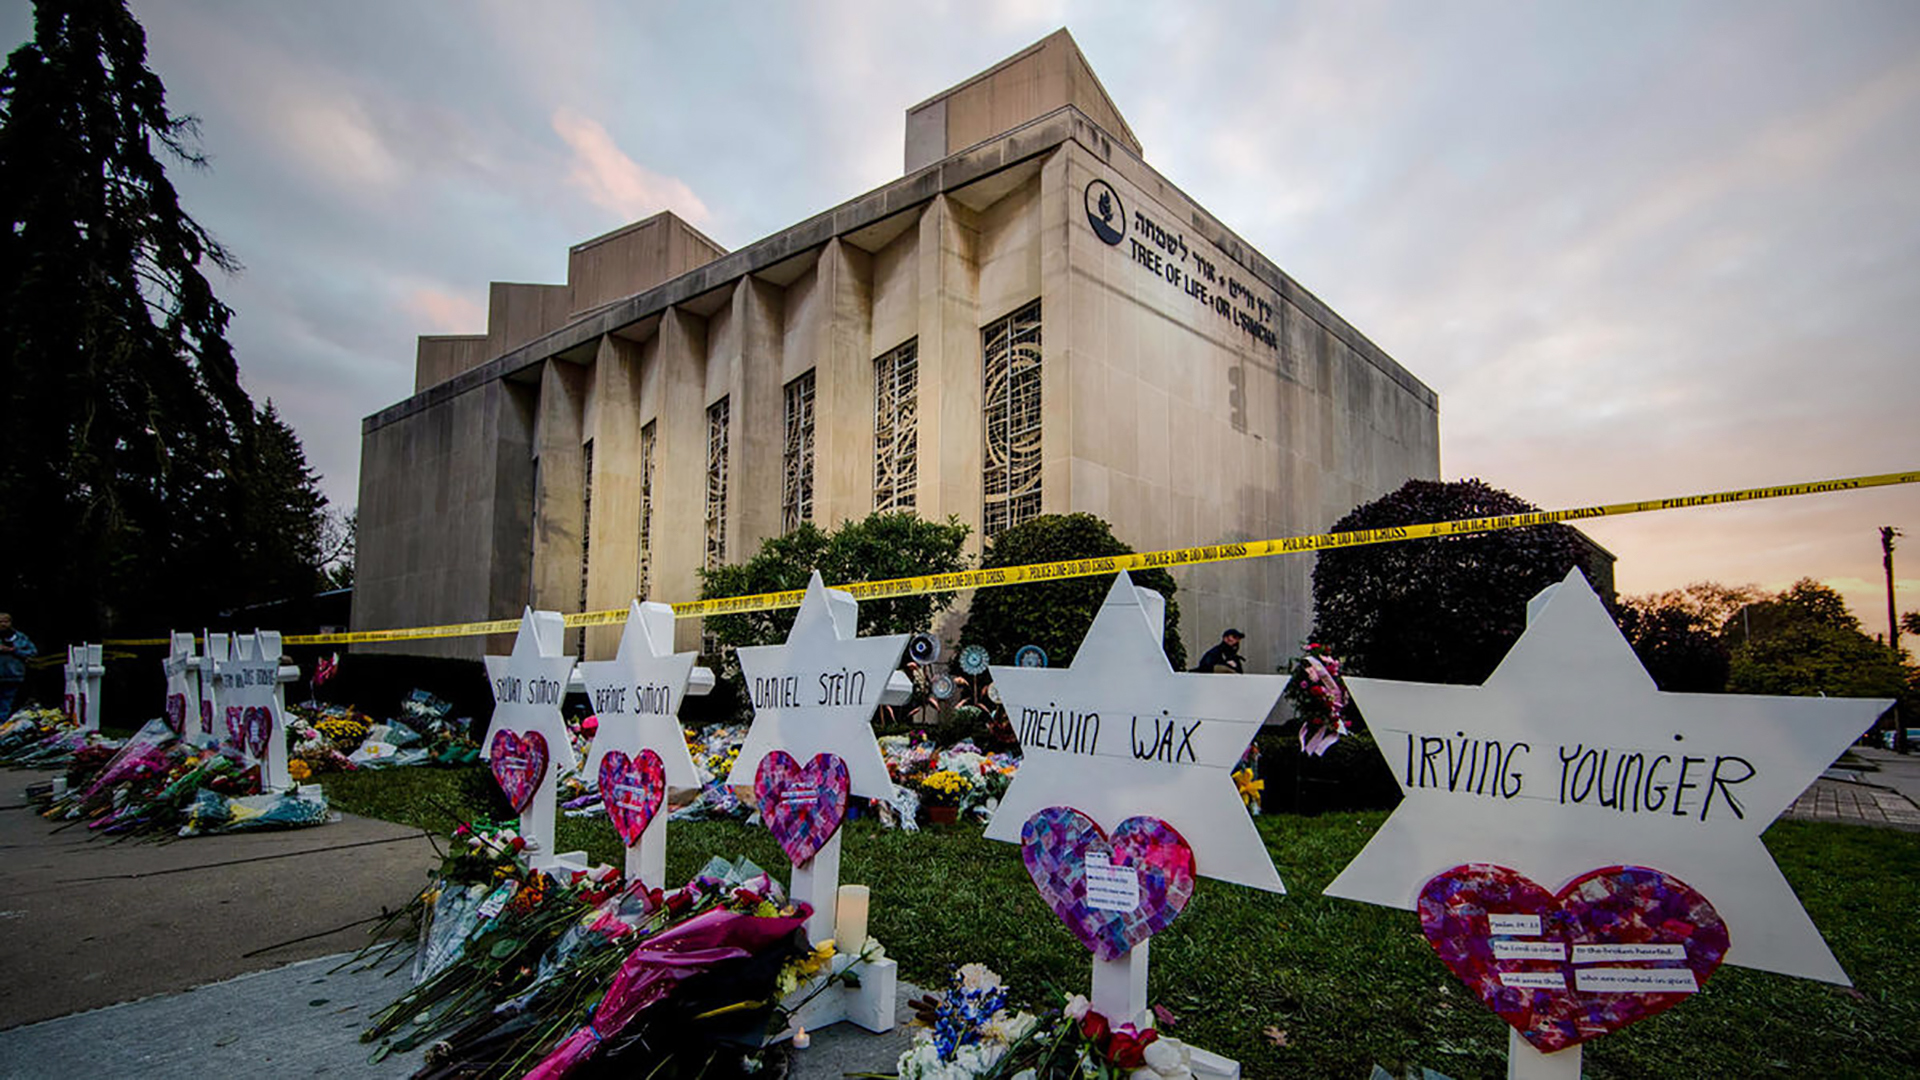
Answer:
[705,398,730,570]
[638,421,655,598]
[873,339,918,511]
[982,300,1042,538]
[782,371,815,532]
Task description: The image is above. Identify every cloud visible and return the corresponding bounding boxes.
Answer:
[400,284,486,334]
[551,107,711,225]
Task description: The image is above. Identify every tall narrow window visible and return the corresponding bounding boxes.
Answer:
[705,398,730,569]
[782,371,815,532]
[578,439,594,657]
[873,339,918,511]
[637,421,656,598]
[982,300,1042,538]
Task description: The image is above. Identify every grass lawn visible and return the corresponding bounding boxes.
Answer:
[326,767,1920,1078]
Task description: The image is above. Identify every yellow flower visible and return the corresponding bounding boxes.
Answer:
[288,760,312,782]
[1233,768,1264,808]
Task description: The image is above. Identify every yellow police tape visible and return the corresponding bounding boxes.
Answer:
[102,468,1918,649]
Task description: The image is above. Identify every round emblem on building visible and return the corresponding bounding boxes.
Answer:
[1084,179,1126,246]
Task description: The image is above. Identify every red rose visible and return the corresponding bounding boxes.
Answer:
[1079,1011,1110,1044]
[1106,1025,1159,1070]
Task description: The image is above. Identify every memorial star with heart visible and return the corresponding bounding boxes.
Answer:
[984,572,1291,894]
[578,601,712,881]
[1324,568,1890,986]
[725,572,909,801]
[579,601,707,803]
[482,608,580,869]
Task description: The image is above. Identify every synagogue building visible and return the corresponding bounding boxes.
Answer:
[353,30,1442,670]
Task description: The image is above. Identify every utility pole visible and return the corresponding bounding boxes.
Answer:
[1884,526,1905,753]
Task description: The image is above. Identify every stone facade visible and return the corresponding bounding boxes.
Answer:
[354,30,1442,669]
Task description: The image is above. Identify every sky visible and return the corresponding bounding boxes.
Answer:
[5,0,1918,629]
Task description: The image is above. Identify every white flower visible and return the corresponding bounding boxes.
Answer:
[1141,1038,1187,1076]
[956,962,1003,992]
[1064,993,1091,1020]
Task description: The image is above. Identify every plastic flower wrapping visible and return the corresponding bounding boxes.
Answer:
[1285,642,1353,757]
[349,831,834,1080]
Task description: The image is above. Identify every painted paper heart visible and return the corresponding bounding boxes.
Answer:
[1021,806,1197,961]
[600,748,667,847]
[165,693,188,737]
[225,706,270,759]
[1418,863,1730,1052]
[754,751,851,866]
[199,699,214,736]
[490,729,550,815]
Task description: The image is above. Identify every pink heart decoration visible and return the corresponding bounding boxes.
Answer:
[1418,863,1730,1052]
[165,693,188,737]
[754,751,851,866]
[225,706,271,758]
[490,729,550,815]
[600,749,667,847]
[1020,806,1197,961]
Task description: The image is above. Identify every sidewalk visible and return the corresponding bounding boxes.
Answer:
[1781,748,1920,832]
[0,767,441,1029]
[0,766,916,1078]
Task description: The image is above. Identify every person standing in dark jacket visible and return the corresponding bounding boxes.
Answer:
[0,613,36,717]
[1194,628,1245,673]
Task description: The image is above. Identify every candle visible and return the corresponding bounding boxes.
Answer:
[835,884,870,954]
[791,1026,810,1050]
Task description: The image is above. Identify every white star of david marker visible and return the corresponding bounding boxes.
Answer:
[983,573,1291,893]
[726,572,909,800]
[482,610,580,846]
[579,601,712,794]
[1324,568,1889,985]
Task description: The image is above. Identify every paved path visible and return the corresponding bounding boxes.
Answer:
[0,767,441,1029]
[1782,749,1920,832]
[0,766,915,1077]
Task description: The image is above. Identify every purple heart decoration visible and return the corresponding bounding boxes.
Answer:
[199,699,214,735]
[164,693,188,737]
[1020,806,1198,961]
[1418,863,1730,1052]
[244,706,271,759]
[490,729,550,815]
[600,748,667,847]
[755,751,851,866]
[224,705,251,754]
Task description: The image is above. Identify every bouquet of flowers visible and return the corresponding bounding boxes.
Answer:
[350,826,832,1080]
[895,966,1199,1080]
[1284,642,1352,757]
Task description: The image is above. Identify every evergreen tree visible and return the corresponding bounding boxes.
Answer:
[231,400,329,611]
[0,0,253,640]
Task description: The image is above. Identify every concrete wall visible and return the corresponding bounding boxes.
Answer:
[415,335,490,393]
[357,96,1439,668]
[354,378,534,657]
[567,213,727,318]
[906,28,1140,173]
[487,283,573,359]
[1050,141,1440,671]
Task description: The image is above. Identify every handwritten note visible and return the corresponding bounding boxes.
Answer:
[1085,851,1142,912]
